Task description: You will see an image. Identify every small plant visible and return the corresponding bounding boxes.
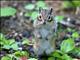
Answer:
[47,37,79,60]
[35,1,48,10]
[0,7,16,17]
[14,51,29,57]
[60,38,75,53]
[72,32,79,38]
[1,55,12,60]
[54,15,64,22]
[24,4,35,10]
[30,11,39,20]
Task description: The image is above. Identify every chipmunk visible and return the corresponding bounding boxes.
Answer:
[33,8,58,57]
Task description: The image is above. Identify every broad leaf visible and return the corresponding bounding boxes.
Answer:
[72,32,79,38]
[61,54,73,60]
[2,40,11,46]
[0,33,6,45]
[36,1,46,7]
[14,51,22,57]
[3,45,11,49]
[0,7,16,17]
[8,39,15,45]
[48,57,55,60]
[25,4,35,10]
[36,1,48,10]
[51,50,63,59]
[3,42,18,50]
[60,38,75,53]
[70,47,80,58]
[11,42,19,50]
[21,51,29,57]
[14,51,29,57]
[7,54,14,59]
[22,38,30,45]
[1,56,12,60]
[31,11,39,20]
[54,16,64,22]
[24,12,32,17]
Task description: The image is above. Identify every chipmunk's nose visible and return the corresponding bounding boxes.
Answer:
[43,21,46,24]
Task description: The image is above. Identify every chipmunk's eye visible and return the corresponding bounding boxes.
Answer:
[38,15,42,21]
[48,16,52,22]
[48,16,50,19]
[39,16,41,18]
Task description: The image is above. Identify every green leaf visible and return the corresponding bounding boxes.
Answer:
[48,57,55,60]
[0,33,6,45]
[50,50,73,60]
[11,42,19,50]
[8,39,15,45]
[14,51,22,57]
[1,56,12,60]
[60,38,75,53]
[22,38,30,45]
[72,1,80,7]
[3,45,11,49]
[0,7,16,17]
[14,51,29,57]
[36,1,48,10]
[24,12,32,17]
[54,16,64,22]
[61,54,73,60]
[7,54,14,59]
[72,32,79,38]
[70,47,80,57]
[3,41,17,50]
[25,4,35,10]
[31,11,39,20]
[36,1,46,7]
[2,40,11,46]
[51,50,63,59]
[21,51,29,57]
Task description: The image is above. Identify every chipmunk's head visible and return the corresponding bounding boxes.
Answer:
[33,7,55,28]
[37,8,54,24]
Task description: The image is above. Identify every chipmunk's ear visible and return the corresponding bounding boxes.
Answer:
[39,7,43,13]
[39,7,41,13]
[49,8,53,14]
[46,8,53,22]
